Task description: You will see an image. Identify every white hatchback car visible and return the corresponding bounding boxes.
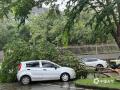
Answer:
[81,58,108,68]
[17,60,76,85]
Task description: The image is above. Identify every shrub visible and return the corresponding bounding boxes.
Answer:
[0,39,32,82]
[0,39,87,82]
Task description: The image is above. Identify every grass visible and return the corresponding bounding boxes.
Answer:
[75,77,120,89]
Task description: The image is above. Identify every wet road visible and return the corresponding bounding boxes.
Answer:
[0,81,93,90]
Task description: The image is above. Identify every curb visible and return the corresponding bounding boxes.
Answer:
[75,83,120,90]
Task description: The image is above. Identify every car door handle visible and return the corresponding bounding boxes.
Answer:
[43,69,47,71]
[27,69,31,70]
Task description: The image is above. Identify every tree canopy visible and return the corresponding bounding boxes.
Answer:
[0,0,120,48]
[64,0,120,48]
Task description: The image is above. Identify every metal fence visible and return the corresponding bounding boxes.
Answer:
[0,44,119,61]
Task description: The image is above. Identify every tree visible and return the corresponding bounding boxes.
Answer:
[0,39,86,82]
[29,12,114,46]
[29,13,67,46]
[64,0,120,48]
[0,0,119,47]
[0,20,17,50]
[0,19,32,50]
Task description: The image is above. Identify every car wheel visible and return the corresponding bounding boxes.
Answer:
[20,76,31,85]
[117,64,120,69]
[96,64,104,71]
[60,73,70,82]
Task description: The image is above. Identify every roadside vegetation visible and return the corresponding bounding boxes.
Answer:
[0,11,114,83]
[0,13,91,83]
[75,78,120,89]
[0,13,115,50]
[0,1,120,87]
[0,37,87,82]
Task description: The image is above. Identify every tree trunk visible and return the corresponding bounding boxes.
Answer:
[114,36,120,49]
[111,25,120,49]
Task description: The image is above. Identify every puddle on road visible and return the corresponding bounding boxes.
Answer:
[0,82,94,90]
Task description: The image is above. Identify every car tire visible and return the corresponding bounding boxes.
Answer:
[117,64,120,69]
[20,75,31,85]
[60,73,70,82]
[96,64,104,71]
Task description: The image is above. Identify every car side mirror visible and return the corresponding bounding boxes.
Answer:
[54,66,57,70]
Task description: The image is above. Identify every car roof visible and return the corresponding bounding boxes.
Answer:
[20,60,62,67]
[21,60,51,63]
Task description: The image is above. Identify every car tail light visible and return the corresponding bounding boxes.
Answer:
[18,64,22,71]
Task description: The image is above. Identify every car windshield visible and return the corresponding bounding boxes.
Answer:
[41,61,61,68]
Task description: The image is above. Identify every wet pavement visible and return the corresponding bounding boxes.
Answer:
[0,81,94,90]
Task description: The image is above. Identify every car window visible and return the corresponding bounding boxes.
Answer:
[26,62,39,68]
[85,59,98,62]
[42,62,58,68]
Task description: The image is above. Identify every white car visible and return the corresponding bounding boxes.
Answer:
[81,58,108,68]
[17,60,76,85]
